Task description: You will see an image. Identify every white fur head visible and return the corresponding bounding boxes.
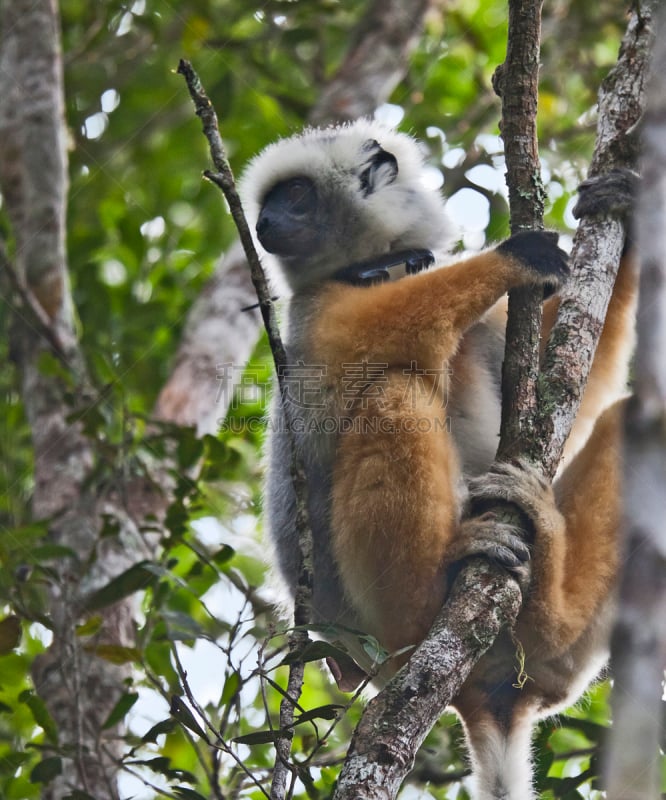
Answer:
[240,119,456,292]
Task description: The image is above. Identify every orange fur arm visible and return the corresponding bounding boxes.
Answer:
[310,249,557,371]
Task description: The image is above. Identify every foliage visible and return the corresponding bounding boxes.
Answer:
[0,1,661,799]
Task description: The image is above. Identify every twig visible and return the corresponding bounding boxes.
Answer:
[176,59,314,800]
[119,762,184,799]
[157,650,269,799]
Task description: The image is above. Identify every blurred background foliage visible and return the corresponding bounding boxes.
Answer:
[0,0,653,798]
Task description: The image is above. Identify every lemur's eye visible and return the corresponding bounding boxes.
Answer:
[261,177,316,220]
[283,177,315,215]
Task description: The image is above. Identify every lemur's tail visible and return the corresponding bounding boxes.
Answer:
[463,711,536,800]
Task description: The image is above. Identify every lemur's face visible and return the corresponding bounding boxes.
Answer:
[254,139,403,286]
[242,122,455,291]
[256,176,320,258]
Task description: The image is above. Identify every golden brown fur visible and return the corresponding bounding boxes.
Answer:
[309,253,631,672]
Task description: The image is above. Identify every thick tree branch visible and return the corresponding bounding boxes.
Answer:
[331,4,658,798]
[605,8,666,798]
[156,0,433,434]
[536,2,655,477]
[309,0,432,125]
[493,0,545,460]
[333,562,521,800]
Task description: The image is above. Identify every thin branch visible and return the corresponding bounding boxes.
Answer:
[176,59,314,800]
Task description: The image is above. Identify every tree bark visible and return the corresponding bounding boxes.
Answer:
[333,562,521,800]
[155,0,434,434]
[536,3,654,476]
[494,0,545,460]
[605,8,666,798]
[0,3,165,797]
[308,0,432,126]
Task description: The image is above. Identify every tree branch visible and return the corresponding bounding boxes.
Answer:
[536,2,655,477]
[330,4,658,798]
[308,0,432,125]
[493,0,545,460]
[605,7,666,798]
[176,59,315,800]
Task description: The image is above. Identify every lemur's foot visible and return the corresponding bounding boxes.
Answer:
[573,168,638,223]
[449,460,560,594]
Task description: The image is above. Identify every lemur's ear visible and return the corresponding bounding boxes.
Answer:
[359,139,399,197]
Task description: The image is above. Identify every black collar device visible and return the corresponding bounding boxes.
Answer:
[331,248,434,286]
[241,248,435,311]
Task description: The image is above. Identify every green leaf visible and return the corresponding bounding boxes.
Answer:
[176,427,205,470]
[282,639,349,666]
[233,729,281,746]
[19,691,59,744]
[212,544,235,566]
[173,788,208,800]
[28,544,79,562]
[161,610,204,641]
[220,671,240,705]
[0,615,21,654]
[86,644,141,665]
[0,751,30,775]
[141,718,178,743]
[294,704,344,725]
[83,561,156,611]
[169,696,208,741]
[130,756,171,774]
[75,616,103,636]
[165,500,190,539]
[554,714,609,743]
[102,691,139,729]
[29,756,62,784]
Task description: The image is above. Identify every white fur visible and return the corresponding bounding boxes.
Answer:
[466,716,536,800]
[239,119,458,287]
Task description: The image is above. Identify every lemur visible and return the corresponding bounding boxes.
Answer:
[240,120,636,800]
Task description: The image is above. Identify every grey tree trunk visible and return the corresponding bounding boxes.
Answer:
[605,8,666,799]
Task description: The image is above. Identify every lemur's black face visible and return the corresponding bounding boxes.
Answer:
[256,176,319,257]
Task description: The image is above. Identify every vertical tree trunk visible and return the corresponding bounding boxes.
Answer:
[0,3,150,796]
[605,9,666,798]
[494,0,546,460]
